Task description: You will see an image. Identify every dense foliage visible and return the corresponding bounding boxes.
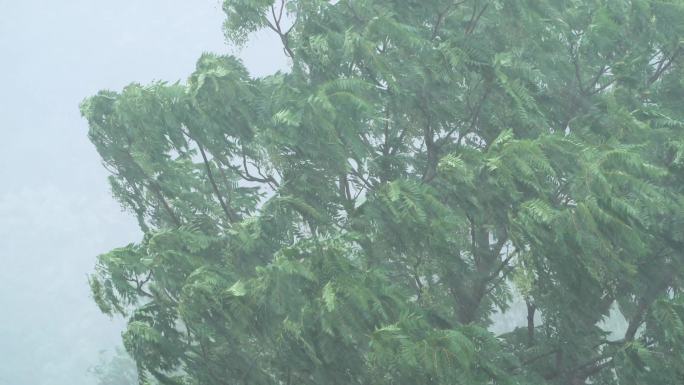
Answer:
[82,1,684,384]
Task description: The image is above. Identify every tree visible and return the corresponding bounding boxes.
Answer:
[89,348,140,385]
[81,1,684,384]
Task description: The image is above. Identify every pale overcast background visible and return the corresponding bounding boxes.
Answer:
[0,1,285,384]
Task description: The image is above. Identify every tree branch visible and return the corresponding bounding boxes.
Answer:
[181,128,238,223]
[239,146,279,188]
[526,299,536,347]
[197,141,238,224]
[267,4,296,59]
[432,0,468,39]
[648,48,681,85]
[465,2,489,35]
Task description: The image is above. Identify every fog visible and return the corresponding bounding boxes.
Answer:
[0,2,285,383]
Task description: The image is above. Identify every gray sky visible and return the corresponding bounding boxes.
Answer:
[0,1,285,384]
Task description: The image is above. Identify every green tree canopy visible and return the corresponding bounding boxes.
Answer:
[82,1,684,384]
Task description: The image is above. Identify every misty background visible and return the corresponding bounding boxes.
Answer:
[0,1,285,384]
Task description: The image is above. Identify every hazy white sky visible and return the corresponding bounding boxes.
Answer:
[0,1,285,384]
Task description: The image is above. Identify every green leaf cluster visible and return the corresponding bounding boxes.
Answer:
[82,1,684,384]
